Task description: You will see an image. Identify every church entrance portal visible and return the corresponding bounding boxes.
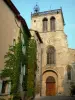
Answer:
[46,76,56,96]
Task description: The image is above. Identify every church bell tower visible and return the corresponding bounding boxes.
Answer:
[31,5,69,96]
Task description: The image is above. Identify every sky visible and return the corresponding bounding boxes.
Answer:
[12,0,75,49]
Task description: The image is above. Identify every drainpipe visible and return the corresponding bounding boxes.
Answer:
[40,47,43,96]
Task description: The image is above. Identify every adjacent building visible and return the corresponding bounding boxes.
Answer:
[0,0,31,99]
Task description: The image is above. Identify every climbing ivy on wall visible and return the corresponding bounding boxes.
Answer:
[0,27,37,99]
[1,30,22,94]
[26,38,37,99]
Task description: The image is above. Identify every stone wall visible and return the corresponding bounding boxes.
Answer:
[31,9,75,96]
[68,48,75,64]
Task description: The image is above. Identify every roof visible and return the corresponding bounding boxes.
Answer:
[4,0,20,15]
[17,15,31,37]
[31,8,65,25]
[35,31,43,43]
[68,48,75,51]
[30,29,43,43]
[3,0,31,37]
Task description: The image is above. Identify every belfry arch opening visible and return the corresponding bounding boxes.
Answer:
[50,16,56,32]
[43,17,48,32]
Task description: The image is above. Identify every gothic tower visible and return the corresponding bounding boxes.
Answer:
[31,6,74,96]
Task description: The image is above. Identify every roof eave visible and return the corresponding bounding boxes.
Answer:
[3,0,20,15]
[30,29,43,43]
[17,15,31,37]
[4,0,31,37]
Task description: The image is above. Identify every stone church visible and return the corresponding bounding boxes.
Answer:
[31,5,75,96]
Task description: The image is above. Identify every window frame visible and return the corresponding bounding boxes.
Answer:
[43,17,48,32]
[47,46,56,65]
[50,16,56,32]
[67,66,72,80]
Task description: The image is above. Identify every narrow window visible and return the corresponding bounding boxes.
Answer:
[50,17,55,31]
[1,81,7,93]
[67,66,71,80]
[43,18,48,32]
[47,46,55,65]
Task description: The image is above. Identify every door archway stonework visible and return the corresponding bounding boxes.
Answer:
[42,71,58,96]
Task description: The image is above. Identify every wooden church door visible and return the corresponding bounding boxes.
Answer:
[46,76,56,96]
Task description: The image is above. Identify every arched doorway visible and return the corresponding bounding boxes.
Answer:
[46,76,56,96]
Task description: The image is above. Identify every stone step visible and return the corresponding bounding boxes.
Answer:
[35,96,75,100]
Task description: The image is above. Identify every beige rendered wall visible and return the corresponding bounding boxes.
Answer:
[0,0,21,70]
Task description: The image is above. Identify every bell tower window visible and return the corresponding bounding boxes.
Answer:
[43,18,48,32]
[47,46,56,65]
[50,17,55,32]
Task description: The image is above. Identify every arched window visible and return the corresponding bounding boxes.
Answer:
[67,65,71,80]
[47,46,56,64]
[50,17,55,32]
[43,18,48,32]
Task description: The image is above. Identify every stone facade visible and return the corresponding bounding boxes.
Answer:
[31,8,75,96]
[30,29,43,81]
[30,29,43,96]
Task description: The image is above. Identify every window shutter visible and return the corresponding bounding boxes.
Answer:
[7,82,11,94]
[0,80,2,94]
[23,65,25,75]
